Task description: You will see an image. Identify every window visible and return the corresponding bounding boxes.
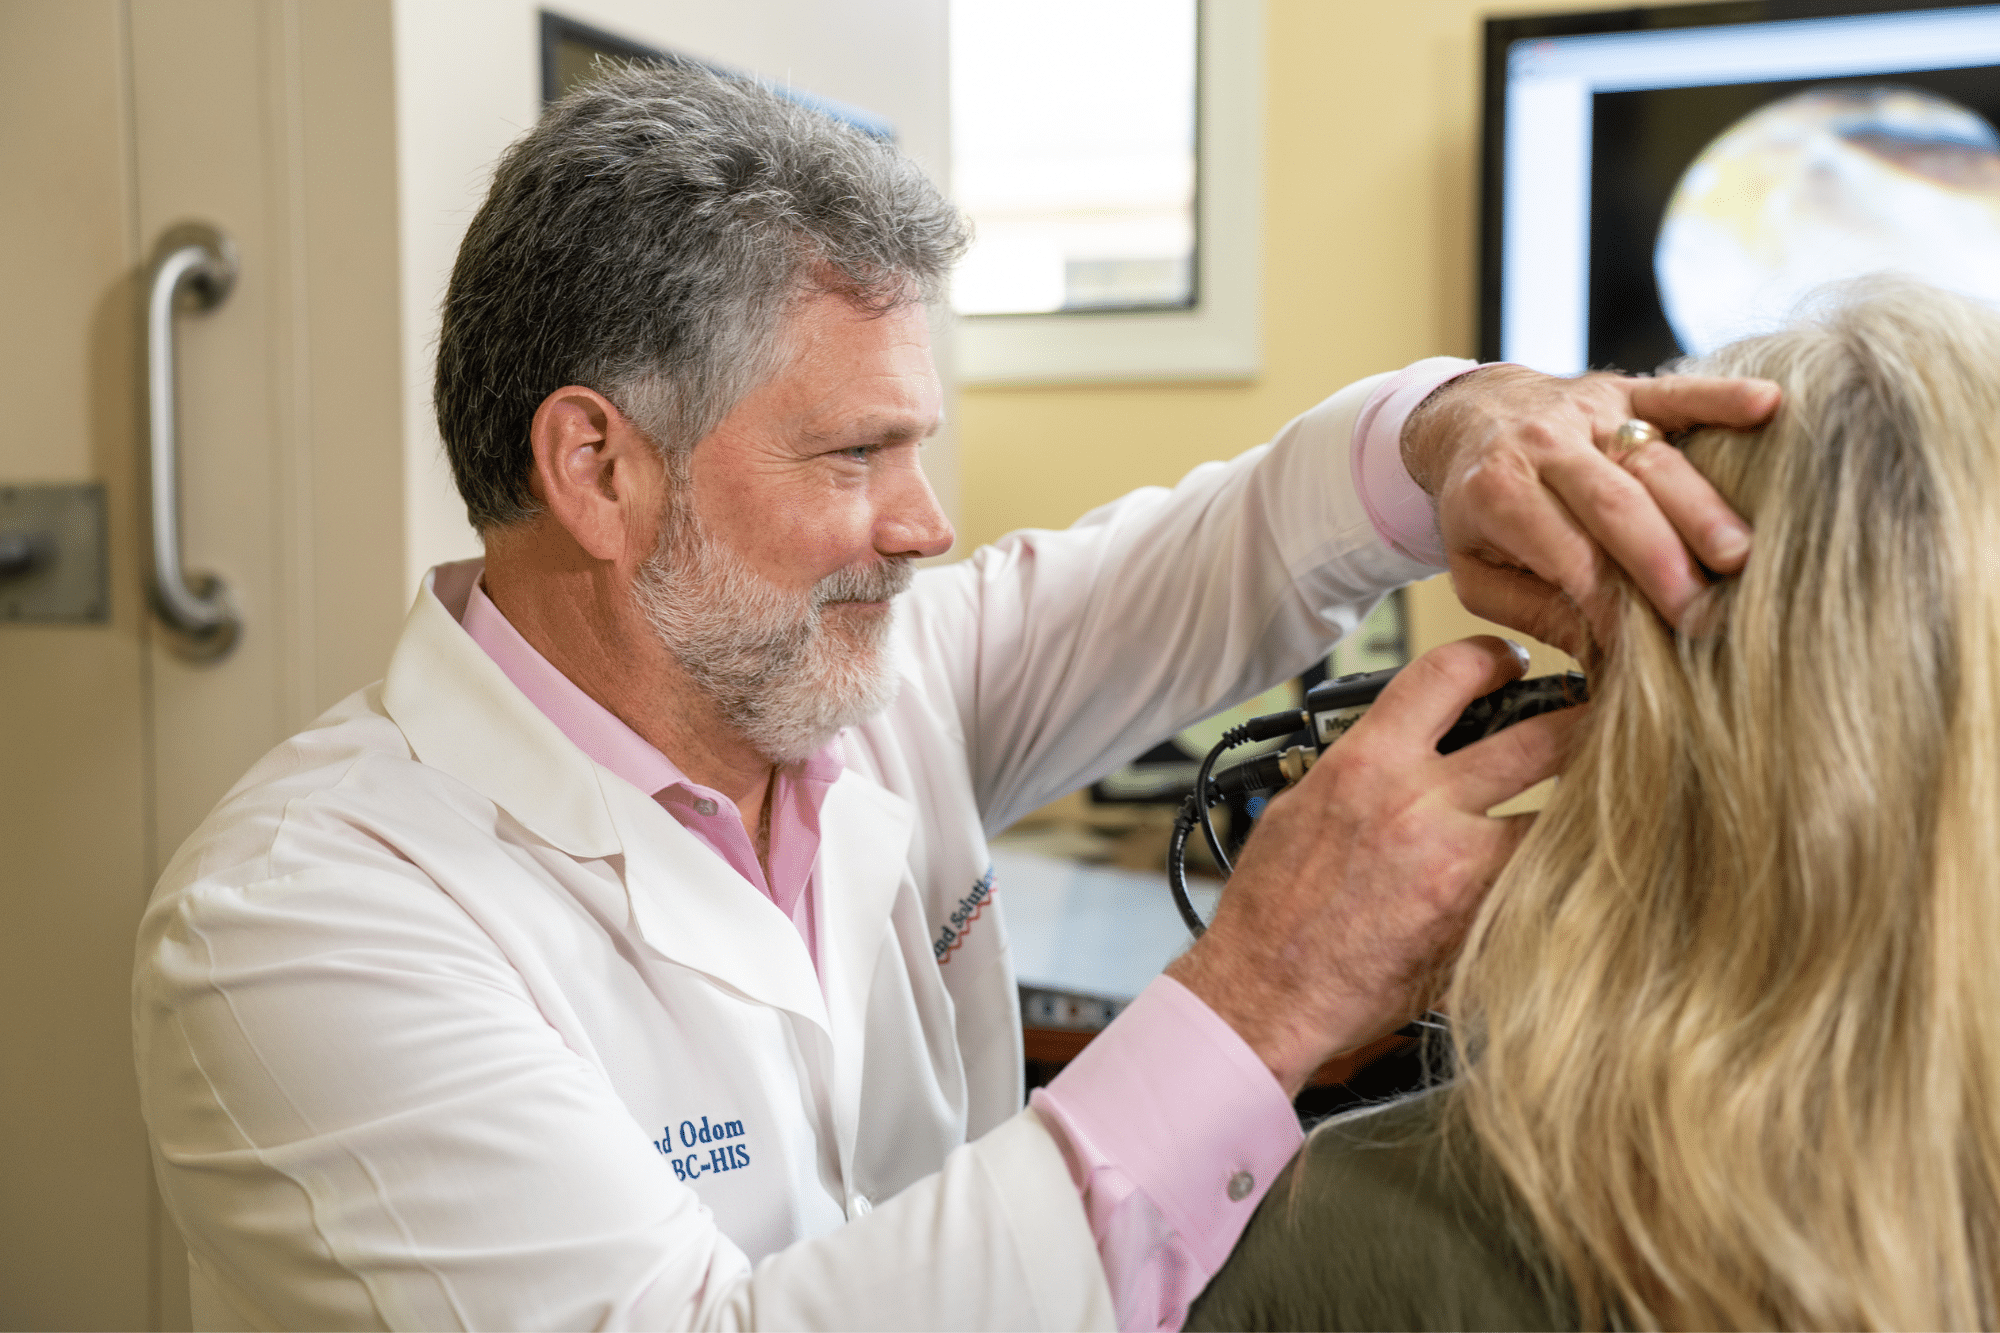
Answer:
[952,0,1197,316]
[950,0,1263,383]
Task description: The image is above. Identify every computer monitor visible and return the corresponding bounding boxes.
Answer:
[1482,1,2000,374]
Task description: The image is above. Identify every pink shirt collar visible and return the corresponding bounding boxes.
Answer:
[458,579,841,960]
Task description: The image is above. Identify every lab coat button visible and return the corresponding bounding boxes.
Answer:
[1227,1171,1255,1202]
[850,1194,872,1216]
[693,798,718,816]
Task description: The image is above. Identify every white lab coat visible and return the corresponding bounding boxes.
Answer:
[133,374,1435,1331]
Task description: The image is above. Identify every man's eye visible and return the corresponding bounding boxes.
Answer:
[837,445,874,462]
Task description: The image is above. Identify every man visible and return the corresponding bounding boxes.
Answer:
[134,66,1773,1330]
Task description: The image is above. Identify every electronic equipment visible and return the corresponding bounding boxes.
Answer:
[1482,1,2000,377]
[1166,668,1588,937]
[1090,591,1410,809]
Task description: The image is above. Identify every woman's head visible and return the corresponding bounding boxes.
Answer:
[1449,280,2000,1330]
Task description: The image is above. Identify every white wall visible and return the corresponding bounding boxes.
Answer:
[390,0,958,587]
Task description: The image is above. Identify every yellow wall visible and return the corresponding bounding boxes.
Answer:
[957,0,1632,676]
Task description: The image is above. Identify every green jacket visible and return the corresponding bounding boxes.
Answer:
[1186,1089,1578,1331]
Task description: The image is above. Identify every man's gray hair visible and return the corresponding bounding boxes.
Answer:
[435,61,968,531]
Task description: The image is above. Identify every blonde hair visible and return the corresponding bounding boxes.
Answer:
[1447,280,2000,1330]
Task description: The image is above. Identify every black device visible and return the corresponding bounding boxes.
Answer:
[1088,591,1412,811]
[1165,667,1588,938]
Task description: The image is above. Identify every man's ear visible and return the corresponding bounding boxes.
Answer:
[527,386,663,563]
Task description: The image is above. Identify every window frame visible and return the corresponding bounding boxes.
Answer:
[953,0,1264,385]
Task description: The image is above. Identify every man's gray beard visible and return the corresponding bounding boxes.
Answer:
[632,500,913,765]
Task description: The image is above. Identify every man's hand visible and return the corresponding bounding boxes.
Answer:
[1403,365,1780,655]
[1165,637,1585,1096]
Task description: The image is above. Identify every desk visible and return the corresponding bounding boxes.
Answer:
[999,846,1215,1002]
[996,847,1412,1091]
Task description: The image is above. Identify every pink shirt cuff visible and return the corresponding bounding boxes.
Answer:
[1032,975,1302,1329]
[1350,356,1489,569]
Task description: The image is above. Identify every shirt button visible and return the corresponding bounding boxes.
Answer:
[850,1194,872,1216]
[693,798,718,816]
[1227,1171,1255,1202]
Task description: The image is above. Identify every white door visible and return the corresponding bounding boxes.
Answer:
[0,3,404,1327]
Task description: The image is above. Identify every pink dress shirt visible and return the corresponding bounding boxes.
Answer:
[460,586,840,964]
[458,369,1461,1332]
[1351,356,1487,567]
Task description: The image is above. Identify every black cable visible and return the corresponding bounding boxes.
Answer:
[1170,707,1306,935]
[1195,722,1251,877]
[1167,792,1207,936]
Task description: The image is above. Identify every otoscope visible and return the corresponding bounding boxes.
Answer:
[1166,666,1588,938]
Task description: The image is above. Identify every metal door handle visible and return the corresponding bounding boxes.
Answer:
[146,222,240,659]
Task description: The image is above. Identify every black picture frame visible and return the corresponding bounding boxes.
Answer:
[537,10,895,139]
[541,11,689,106]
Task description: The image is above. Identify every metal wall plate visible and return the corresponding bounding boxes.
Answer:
[0,484,109,623]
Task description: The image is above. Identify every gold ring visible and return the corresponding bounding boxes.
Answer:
[1611,418,1663,454]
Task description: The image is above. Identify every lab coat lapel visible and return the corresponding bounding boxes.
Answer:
[383,562,620,859]
[814,770,916,1174]
[604,777,832,1036]
[385,562,829,1031]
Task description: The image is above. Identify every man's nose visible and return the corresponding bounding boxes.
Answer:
[877,462,955,560]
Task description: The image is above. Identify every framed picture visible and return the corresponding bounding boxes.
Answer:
[538,10,893,138]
